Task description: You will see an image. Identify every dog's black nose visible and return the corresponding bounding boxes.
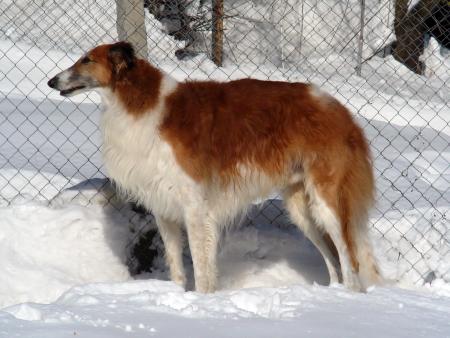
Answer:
[47,77,58,88]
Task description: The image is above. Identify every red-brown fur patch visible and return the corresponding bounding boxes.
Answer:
[160,80,358,182]
[112,59,162,116]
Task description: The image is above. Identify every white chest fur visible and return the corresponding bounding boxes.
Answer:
[98,80,197,223]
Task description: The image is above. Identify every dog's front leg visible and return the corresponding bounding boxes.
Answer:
[155,215,186,289]
[185,210,220,293]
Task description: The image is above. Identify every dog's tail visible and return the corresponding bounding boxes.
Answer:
[340,129,383,289]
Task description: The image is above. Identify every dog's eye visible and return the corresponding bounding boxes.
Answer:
[80,57,91,64]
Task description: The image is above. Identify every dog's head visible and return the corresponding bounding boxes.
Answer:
[47,41,136,96]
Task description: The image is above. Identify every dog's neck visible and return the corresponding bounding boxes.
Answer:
[105,59,168,117]
[98,63,179,119]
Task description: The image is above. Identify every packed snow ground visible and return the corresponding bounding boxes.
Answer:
[2,280,450,338]
[1,0,450,336]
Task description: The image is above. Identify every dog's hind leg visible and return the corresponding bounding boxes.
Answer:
[305,179,362,291]
[155,215,186,288]
[283,183,340,285]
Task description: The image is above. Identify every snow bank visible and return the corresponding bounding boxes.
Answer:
[0,199,130,308]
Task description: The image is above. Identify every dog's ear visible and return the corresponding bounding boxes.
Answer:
[108,41,136,76]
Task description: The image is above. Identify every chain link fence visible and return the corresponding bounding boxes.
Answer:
[0,0,449,285]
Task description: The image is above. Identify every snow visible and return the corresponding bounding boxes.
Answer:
[0,198,130,309]
[0,0,449,336]
[1,280,450,338]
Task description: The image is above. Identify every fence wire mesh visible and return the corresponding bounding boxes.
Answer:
[0,0,449,285]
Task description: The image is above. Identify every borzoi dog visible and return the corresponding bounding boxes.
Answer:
[48,41,382,292]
